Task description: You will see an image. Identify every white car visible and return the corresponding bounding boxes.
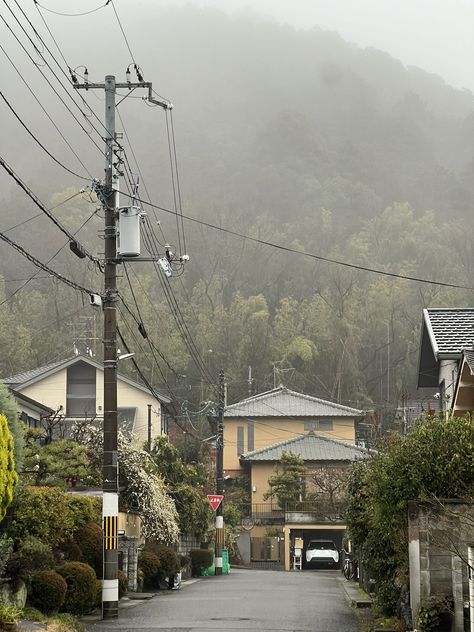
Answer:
[305,540,339,566]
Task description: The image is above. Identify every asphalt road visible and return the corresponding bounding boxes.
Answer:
[86,569,359,632]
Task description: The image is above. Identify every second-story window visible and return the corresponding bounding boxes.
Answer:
[304,420,334,431]
[66,361,96,417]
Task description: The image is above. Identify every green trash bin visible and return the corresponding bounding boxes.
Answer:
[201,550,230,576]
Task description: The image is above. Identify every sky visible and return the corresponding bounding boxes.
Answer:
[155,0,474,92]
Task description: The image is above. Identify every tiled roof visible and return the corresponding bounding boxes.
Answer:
[240,432,368,462]
[2,354,170,403]
[225,386,364,418]
[3,357,74,388]
[424,308,474,356]
[463,350,474,373]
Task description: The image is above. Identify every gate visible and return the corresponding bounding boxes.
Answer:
[250,536,285,570]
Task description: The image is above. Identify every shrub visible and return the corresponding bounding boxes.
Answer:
[54,536,82,564]
[6,536,55,581]
[417,595,453,631]
[68,496,101,532]
[30,570,67,613]
[74,522,102,578]
[57,562,97,615]
[145,543,179,579]
[8,487,75,547]
[138,551,161,588]
[0,413,18,521]
[189,549,213,577]
[118,570,128,599]
[94,579,101,609]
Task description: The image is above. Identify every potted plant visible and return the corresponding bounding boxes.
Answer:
[417,595,453,632]
[0,602,22,631]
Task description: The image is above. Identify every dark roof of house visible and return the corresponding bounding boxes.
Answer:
[418,308,474,388]
[423,308,474,356]
[225,386,364,418]
[2,354,171,404]
[240,431,368,463]
[9,389,54,415]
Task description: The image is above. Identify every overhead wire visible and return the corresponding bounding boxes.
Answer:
[2,188,86,233]
[0,91,89,180]
[33,1,111,18]
[118,190,474,292]
[0,156,99,265]
[0,41,94,178]
[0,8,105,156]
[0,230,96,295]
[0,202,99,306]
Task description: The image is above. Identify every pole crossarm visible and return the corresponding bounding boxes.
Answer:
[73,81,172,109]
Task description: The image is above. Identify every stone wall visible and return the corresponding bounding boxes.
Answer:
[408,500,474,631]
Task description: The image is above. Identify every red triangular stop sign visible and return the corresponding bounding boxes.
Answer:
[207,494,223,511]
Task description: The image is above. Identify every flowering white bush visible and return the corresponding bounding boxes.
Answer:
[75,424,179,543]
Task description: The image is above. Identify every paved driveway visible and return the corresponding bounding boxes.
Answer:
[87,569,358,632]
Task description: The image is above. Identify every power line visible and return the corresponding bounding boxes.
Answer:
[0,8,105,156]
[0,156,99,265]
[2,188,86,233]
[0,41,94,178]
[0,204,99,306]
[0,230,96,295]
[118,190,474,292]
[110,0,137,67]
[0,91,89,180]
[34,0,111,17]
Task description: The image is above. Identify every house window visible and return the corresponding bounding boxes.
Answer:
[304,420,334,431]
[237,426,244,456]
[66,362,96,417]
[118,407,137,436]
[247,421,254,452]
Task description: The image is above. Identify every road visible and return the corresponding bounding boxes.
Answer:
[86,569,359,632]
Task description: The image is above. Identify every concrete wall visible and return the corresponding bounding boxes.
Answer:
[408,501,474,631]
[223,416,356,473]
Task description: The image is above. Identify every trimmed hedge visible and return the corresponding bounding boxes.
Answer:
[138,550,161,588]
[118,570,128,599]
[6,536,55,581]
[146,543,180,580]
[189,549,213,577]
[57,561,97,615]
[74,522,102,578]
[30,570,67,614]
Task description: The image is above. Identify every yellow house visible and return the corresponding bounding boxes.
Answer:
[3,354,171,442]
[223,385,363,477]
[223,386,366,570]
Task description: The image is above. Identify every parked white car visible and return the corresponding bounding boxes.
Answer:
[305,540,339,566]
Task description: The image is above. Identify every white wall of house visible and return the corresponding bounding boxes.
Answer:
[18,365,164,442]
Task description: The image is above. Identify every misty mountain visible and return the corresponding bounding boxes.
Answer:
[1,5,474,410]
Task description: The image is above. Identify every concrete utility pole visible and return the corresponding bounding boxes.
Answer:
[74,74,171,620]
[215,370,225,575]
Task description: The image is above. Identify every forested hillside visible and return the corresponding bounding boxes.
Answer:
[1,5,474,417]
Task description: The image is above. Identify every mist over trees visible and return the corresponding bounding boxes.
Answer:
[1,5,474,414]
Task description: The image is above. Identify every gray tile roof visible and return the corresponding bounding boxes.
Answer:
[463,350,474,373]
[3,357,74,388]
[2,354,170,403]
[424,308,474,356]
[240,431,368,462]
[225,386,364,418]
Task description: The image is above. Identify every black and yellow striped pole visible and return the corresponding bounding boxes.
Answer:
[215,370,225,575]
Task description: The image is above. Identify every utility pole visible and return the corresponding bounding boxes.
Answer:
[74,73,171,620]
[215,370,225,575]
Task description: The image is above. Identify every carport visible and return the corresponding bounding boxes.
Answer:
[284,524,346,571]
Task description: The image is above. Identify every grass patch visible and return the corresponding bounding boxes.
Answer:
[21,607,84,632]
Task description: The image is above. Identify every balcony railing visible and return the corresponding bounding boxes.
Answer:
[241,500,345,525]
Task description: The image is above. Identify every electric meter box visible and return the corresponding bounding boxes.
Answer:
[118,206,141,257]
